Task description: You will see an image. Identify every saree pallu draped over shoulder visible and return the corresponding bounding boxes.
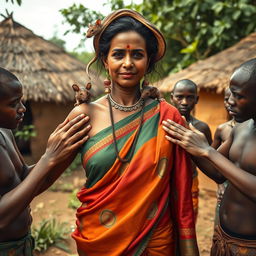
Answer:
[72,100,198,256]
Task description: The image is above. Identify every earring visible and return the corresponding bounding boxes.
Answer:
[104,71,111,94]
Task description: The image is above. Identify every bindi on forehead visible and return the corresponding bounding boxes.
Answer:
[126,44,132,52]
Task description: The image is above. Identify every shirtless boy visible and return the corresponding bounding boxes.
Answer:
[163,58,256,255]
[0,67,90,255]
[171,79,212,220]
[212,88,237,225]
[212,88,236,149]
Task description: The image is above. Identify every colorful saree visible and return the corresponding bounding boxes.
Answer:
[72,100,198,255]
[191,175,199,222]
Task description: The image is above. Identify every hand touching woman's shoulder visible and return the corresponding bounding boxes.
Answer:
[67,103,91,121]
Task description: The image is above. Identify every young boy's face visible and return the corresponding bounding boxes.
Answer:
[224,88,231,111]
[228,70,256,122]
[0,79,26,129]
[171,84,198,117]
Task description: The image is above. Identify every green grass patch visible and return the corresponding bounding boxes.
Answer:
[32,218,71,252]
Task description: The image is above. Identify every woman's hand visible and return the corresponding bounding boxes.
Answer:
[44,114,91,165]
[162,119,211,157]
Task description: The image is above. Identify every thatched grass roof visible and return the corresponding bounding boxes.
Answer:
[156,33,256,94]
[0,16,104,103]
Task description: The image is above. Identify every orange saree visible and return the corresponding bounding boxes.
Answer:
[72,100,198,255]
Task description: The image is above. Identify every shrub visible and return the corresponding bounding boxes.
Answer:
[32,218,71,252]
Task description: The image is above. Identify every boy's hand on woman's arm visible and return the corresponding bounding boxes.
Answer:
[34,114,91,195]
[162,119,211,157]
[44,114,91,166]
[0,114,91,228]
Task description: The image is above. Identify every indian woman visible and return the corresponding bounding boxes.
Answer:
[68,9,199,256]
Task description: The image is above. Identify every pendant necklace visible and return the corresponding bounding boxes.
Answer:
[107,95,145,163]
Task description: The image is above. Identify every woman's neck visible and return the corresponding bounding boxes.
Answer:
[110,85,141,106]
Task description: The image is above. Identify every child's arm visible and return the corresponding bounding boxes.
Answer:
[163,119,256,201]
[8,130,36,179]
[197,122,212,145]
[211,125,222,149]
[33,104,91,195]
[0,115,89,228]
[163,119,230,184]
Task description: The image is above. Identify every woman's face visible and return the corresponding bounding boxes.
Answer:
[103,31,149,89]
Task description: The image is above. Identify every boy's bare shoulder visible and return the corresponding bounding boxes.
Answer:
[214,121,232,137]
[0,128,13,148]
[233,119,252,135]
[192,117,210,132]
[0,129,14,187]
[216,121,229,130]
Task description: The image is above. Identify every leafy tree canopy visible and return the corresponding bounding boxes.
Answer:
[61,0,256,77]
[3,0,22,5]
[48,34,66,50]
[69,51,94,65]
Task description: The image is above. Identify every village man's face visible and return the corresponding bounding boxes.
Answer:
[228,69,256,122]
[171,84,198,116]
[0,80,26,129]
[224,88,231,111]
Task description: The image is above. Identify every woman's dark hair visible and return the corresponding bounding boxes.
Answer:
[98,16,158,74]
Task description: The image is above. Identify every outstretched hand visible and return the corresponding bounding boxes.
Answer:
[44,114,91,165]
[162,119,211,157]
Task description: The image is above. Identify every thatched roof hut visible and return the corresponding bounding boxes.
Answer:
[0,16,104,102]
[157,33,256,94]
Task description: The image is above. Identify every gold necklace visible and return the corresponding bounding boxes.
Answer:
[107,96,145,163]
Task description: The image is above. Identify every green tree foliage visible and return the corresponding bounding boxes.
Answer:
[60,4,104,35]
[4,0,22,5]
[14,125,37,141]
[132,0,256,74]
[48,34,66,50]
[61,0,256,76]
[70,51,95,64]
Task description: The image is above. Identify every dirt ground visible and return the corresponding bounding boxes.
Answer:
[31,168,217,256]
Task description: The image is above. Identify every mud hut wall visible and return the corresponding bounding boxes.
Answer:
[193,89,228,191]
[30,102,73,161]
[195,90,227,135]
